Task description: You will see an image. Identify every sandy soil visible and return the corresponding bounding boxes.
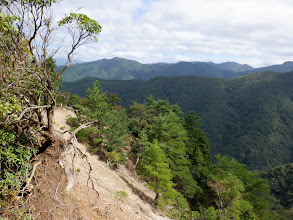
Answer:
[28,107,171,220]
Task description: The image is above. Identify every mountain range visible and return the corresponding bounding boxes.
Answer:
[62,71,293,170]
[60,57,293,82]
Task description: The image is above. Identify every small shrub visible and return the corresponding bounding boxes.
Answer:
[106,151,121,167]
[115,190,129,201]
[66,117,80,127]
[0,129,37,217]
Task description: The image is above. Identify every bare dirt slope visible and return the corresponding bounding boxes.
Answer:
[29,107,171,219]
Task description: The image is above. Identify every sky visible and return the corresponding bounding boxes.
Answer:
[52,0,293,67]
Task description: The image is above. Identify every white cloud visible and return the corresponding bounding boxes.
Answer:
[52,0,293,67]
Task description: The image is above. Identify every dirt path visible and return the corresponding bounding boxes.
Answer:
[53,107,171,220]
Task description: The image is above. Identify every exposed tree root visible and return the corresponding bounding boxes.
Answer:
[59,120,100,195]
[58,160,74,192]
[23,161,41,191]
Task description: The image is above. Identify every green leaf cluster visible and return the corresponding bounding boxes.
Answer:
[0,13,19,32]
[0,98,21,120]
[0,129,36,209]
[58,13,102,42]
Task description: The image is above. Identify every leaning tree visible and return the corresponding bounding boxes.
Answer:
[0,0,102,146]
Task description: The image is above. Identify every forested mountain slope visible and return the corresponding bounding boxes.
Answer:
[207,61,254,72]
[2,0,289,218]
[249,61,293,74]
[260,163,293,210]
[62,71,293,170]
[61,57,293,82]
[61,57,238,81]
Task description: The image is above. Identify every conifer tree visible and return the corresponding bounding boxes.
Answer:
[129,97,198,199]
[139,140,187,208]
[69,81,129,159]
[184,110,212,169]
[157,111,198,199]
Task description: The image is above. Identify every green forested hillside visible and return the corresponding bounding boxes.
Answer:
[260,163,293,210]
[62,71,293,170]
[252,61,293,73]
[207,61,254,72]
[66,84,275,219]
[221,72,293,170]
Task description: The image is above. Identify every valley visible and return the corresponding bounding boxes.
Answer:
[62,70,293,171]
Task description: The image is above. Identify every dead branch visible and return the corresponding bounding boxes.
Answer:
[8,105,51,123]
[67,120,99,144]
[134,156,140,169]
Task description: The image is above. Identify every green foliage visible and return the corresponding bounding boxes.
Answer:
[206,174,257,219]
[102,110,129,152]
[83,81,110,119]
[46,57,62,90]
[0,97,22,120]
[56,91,70,106]
[106,94,121,107]
[146,96,183,116]
[127,96,276,218]
[19,0,58,6]
[213,155,271,219]
[139,140,188,209]
[66,81,130,162]
[157,112,197,199]
[58,13,102,43]
[128,97,198,200]
[127,102,158,138]
[0,129,36,208]
[184,110,212,168]
[260,163,293,210]
[0,13,19,32]
[0,0,102,218]
[69,94,82,108]
[106,151,122,167]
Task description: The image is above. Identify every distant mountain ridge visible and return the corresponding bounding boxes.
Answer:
[60,57,293,82]
[206,61,254,72]
[252,61,293,73]
[62,71,293,170]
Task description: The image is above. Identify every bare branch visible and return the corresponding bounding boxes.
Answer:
[67,120,100,143]
[14,105,51,122]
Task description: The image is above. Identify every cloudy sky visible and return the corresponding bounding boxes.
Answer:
[52,0,293,67]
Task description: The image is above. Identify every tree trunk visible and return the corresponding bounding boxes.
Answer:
[47,104,55,137]
[154,176,159,205]
[154,192,159,204]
